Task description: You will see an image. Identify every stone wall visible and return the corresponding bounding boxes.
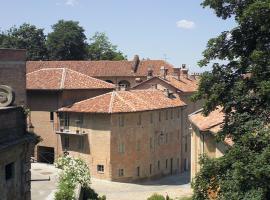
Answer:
[0,106,35,200]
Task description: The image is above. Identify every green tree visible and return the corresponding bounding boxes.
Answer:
[192,0,270,199]
[88,32,126,60]
[0,24,48,60]
[46,20,88,60]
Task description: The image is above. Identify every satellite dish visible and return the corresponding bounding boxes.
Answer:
[0,85,15,107]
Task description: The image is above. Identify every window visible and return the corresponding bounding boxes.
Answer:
[50,112,54,121]
[165,110,168,120]
[159,111,161,121]
[63,113,69,129]
[177,109,180,118]
[137,166,140,176]
[150,137,153,149]
[97,165,104,173]
[170,109,173,119]
[149,164,152,174]
[5,162,14,180]
[119,115,124,127]
[118,169,124,177]
[78,137,84,150]
[137,114,142,125]
[166,159,168,169]
[63,136,69,149]
[158,160,160,170]
[150,113,153,123]
[136,140,140,151]
[118,143,125,154]
[185,136,188,152]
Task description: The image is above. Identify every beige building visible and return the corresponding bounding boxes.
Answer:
[189,108,233,180]
[0,49,37,200]
[56,90,187,181]
[26,68,115,163]
[132,65,202,172]
[26,55,175,89]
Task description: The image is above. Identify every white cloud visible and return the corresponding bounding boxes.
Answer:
[176,19,195,30]
[65,0,78,6]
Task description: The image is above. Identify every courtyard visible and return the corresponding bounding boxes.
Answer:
[31,163,192,200]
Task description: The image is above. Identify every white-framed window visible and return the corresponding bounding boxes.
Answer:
[97,165,104,173]
[118,169,124,177]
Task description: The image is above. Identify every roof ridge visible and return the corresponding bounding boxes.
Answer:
[60,68,66,89]
[115,92,136,112]
[109,91,115,113]
[65,68,115,87]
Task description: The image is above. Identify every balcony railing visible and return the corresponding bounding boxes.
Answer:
[56,127,87,136]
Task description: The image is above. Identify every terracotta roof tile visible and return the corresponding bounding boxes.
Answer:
[26,68,115,90]
[26,60,174,77]
[58,90,186,113]
[189,107,233,146]
[189,107,224,133]
[132,75,198,93]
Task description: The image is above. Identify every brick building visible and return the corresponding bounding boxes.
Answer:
[26,55,175,89]
[0,49,37,200]
[56,90,187,181]
[26,68,115,163]
[132,65,203,172]
[189,107,232,180]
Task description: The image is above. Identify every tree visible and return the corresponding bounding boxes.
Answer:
[192,0,270,199]
[0,24,48,60]
[88,32,126,60]
[46,20,88,60]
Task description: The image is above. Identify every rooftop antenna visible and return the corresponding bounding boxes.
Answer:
[163,54,169,61]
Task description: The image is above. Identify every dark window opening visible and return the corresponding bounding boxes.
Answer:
[50,112,54,121]
[137,166,140,176]
[64,136,69,149]
[5,162,14,180]
[166,159,168,169]
[158,160,160,170]
[97,165,104,173]
[118,169,124,177]
[150,164,152,174]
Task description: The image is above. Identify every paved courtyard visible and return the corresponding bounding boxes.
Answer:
[31,163,192,200]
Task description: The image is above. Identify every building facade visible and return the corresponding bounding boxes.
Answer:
[26,68,115,163]
[57,90,187,181]
[0,49,37,200]
[189,108,232,180]
[132,66,203,172]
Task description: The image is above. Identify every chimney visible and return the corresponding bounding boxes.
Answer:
[160,66,168,79]
[181,64,189,79]
[173,68,181,80]
[132,55,140,73]
[147,67,153,80]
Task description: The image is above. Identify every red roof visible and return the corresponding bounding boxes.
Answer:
[26,68,115,90]
[189,107,224,133]
[26,60,175,77]
[189,107,233,146]
[58,90,186,113]
[132,75,199,93]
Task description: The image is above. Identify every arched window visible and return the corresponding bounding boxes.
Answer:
[118,80,131,89]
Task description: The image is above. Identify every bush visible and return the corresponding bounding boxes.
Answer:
[147,193,165,200]
[82,186,106,200]
[54,175,75,200]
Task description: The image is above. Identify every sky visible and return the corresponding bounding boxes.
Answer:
[0,0,236,72]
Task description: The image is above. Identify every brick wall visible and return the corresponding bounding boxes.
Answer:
[0,49,27,106]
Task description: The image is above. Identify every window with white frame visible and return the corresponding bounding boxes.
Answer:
[97,165,104,173]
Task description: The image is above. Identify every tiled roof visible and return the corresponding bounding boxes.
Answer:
[26,60,174,77]
[132,75,198,93]
[58,90,186,113]
[189,107,233,146]
[26,68,115,90]
[189,107,224,133]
